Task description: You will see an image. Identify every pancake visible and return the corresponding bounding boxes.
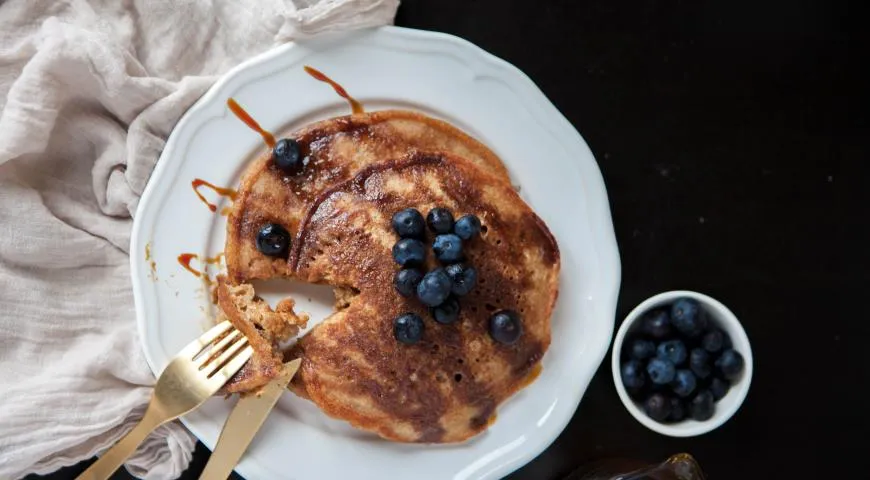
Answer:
[219,108,513,396]
[225,109,510,285]
[282,152,559,442]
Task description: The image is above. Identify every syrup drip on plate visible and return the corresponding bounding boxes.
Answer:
[177,252,224,285]
[517,363,543,390]
[177,253,201,277]
[227,98,276,148]
[304,66,364,114]
[192,178,238,212]
[145,242,157,280]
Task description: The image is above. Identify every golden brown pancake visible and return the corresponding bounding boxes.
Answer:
[283,152,559,442]
[216,106,560,442]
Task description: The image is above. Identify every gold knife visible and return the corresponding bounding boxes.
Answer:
[199,359,301,480]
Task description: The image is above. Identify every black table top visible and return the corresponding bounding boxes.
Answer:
[38,1,868,479]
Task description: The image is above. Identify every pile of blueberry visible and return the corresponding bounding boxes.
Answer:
[620,298,745,423]
[390,207,523,347]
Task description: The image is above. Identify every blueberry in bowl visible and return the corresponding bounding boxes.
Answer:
[643,393,671,422]
[670,298,707,338]
[612,291,753,437]
[626,338,656,360]
[620,359,646,390]
[688,348,712,379]
[715,349,745,381]
[640,309,672,339]
[656,339,687,366]
[671,369,697,398]
[646,357,676,385]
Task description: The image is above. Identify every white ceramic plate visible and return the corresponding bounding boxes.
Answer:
[131,26,620,480]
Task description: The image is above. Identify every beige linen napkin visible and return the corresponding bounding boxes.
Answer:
[0,1,399,478]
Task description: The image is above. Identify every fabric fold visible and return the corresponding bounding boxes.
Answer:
[0,1,399,478]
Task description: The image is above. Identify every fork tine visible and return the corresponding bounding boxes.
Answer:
[202,335,250,378]
[178,320,234,360]
[207,344,254,387]
[194,329,243,370]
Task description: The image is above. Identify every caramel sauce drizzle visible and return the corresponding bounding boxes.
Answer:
[177,253,224,285]
[145,242,157,280]
[517,363,543,390]
[192,178,238,212]
[177,253,201,277]
[227,98,276,148]
[304,65,364,114]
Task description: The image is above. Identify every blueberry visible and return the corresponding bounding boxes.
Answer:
[643,393,672,422]
[431,296,461,324]
[489,310,523,345]
[445,263,477,296]
[272,138,302,172]
[641,309,672,339]
[427,207,454,234]
[646,357,676,385]
[671,369,697,398]
[256,223,290,257]
[454,214,481,240]
[621,360,646,390]
[702,329,725,353]
[656,339,688,366]
[690,390,715,421]
[392,238,425,267]
[627,385,647,400]
[668,397,687,422]
[627,338,656,360]
[715,349,745,380]
[670,298,707,337]
[393,268,423,298]
[710,377,731,401]
[393,313,424,344]
[416,268,452,307]
[689,348,712,379]
[432,234,463,263]
[392,208,425,239]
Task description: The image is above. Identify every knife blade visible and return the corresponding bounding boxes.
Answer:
[199,358,301,480]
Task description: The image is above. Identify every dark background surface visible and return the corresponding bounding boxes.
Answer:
[37,0,868,479]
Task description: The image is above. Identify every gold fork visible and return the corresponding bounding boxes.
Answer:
[76,320,252,480]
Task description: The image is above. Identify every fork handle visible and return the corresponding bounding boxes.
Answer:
[76,402,167,480]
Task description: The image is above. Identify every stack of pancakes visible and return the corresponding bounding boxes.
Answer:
[217,109,560,443]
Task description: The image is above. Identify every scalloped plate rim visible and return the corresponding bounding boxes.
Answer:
[131,26,621,480]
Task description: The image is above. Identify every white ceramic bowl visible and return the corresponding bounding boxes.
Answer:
[611,291,753,437]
